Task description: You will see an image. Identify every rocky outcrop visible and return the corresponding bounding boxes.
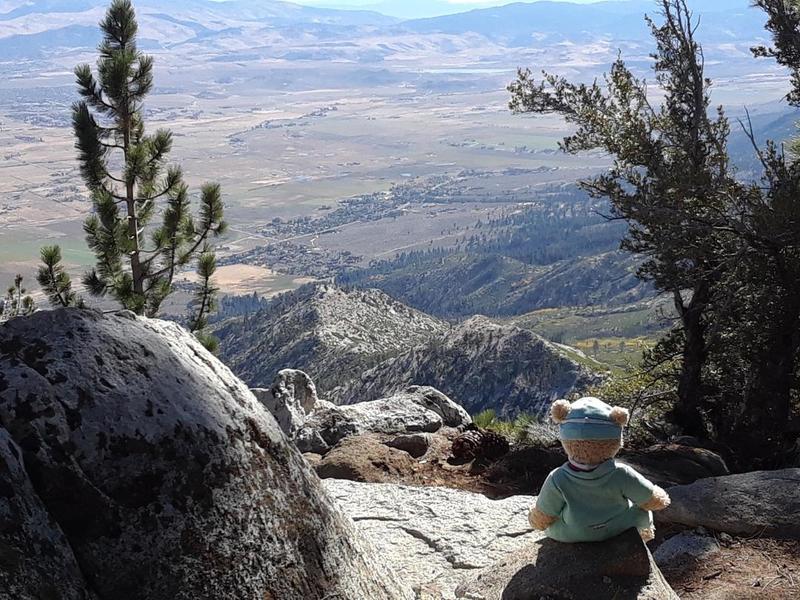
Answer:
[0,309,411,600]
[213,283,449,392]
[336,316,598,417]
[316,434,418,482]
[295,386,469,454]
[619,443,729,488]
[657,469,800,538]
[456,529,679,600]
[324,479,540,599]
[251,368,319,437]
[406,385,472,428]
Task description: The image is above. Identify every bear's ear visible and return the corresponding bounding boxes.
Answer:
[550,399,572,424]
[609,406,630,426]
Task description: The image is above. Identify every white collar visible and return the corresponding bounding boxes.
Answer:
[568,459,600,471]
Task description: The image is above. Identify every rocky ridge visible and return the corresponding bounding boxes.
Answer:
[215,284,595,416]
[213,283,449,392]
[335,315,599,417]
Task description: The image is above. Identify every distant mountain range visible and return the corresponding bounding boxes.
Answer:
[0,0,771,60]
[0,0,395,24]
[302,1,515,20]
[403,1,767,46]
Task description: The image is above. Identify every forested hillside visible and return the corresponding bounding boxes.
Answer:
[339,188,651,317]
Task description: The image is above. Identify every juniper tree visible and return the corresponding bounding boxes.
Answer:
[713,0,800,464]
[508,0,734,437]
[70,0,225,317]
[0,274,35,321]
[709,151,800,465]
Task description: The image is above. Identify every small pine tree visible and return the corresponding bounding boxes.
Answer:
[0,274,35,321]
[37,246,81,308]
[187,248,220,352]
[66,0,225,319]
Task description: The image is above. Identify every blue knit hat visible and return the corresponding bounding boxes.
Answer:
[550,397,628,441]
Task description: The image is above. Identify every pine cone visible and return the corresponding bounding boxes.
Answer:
[451,429,483,460]
[451,429,510,460]
[480,430,510,459]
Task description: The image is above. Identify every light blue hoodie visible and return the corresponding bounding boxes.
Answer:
[535,459,655,543]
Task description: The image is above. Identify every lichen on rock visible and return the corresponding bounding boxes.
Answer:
[0,308,412,600]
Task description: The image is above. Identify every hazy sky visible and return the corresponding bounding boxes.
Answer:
[295,0,599,4]
[293,0,603,15]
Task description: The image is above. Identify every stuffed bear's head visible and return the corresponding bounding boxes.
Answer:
[550,397,629,466]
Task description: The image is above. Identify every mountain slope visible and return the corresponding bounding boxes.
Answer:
[402,0,767,46]
[212,283,449,392]
[340,250,650,319]
[0,0,395,57]
[334,315,598,417]
[0,0,396,24]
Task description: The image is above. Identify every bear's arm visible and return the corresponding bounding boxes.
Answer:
[529,506,558,530]
[638,485,671,511]
[528,470,564,530]
[617,464,671,511]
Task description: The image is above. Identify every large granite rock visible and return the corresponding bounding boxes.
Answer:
[0,309,412,600]
[385,432,433,458]
[404,385,472,428]
[296,388,448,453]
[619,443,729,488]
[324,479,540,599]
[456,529,679,600]
[658,469,800,538]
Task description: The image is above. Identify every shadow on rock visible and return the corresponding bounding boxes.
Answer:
[457,529,678,600]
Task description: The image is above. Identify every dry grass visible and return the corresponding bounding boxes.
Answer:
[655,525,800,600]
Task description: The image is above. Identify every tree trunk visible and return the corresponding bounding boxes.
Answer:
[670,284,709,437]
[733,297,800,468]
[123,120,144,304]
[126,182,144,299]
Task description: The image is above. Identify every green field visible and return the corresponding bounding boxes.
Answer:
[504,300,673,372]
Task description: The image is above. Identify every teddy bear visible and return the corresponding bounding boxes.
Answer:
[528,397,671,542]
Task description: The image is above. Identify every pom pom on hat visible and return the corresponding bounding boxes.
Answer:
[550,399,572,424]
[609,406,630,426]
